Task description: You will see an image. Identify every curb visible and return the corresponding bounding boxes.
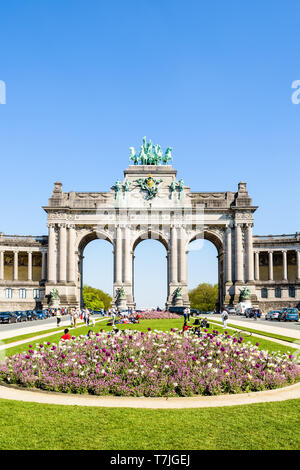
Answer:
[0,381,300,409]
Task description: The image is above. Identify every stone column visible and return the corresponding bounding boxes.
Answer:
[282,250,288,281]
[170,226,178,283]
[297,250,300,281]
[178,227,186,284]
[235,223,243,282]
[48,224,56,283]
[254,251,260,281]
[42,251,47,280]
[67,225,76,283]
[0,250,4,280]
[268,251,273,281]
[246,224,254,282]
[13,251,18,281]
[59,224,67,282]
[124,226,131,283]
[28,251,32,281]
[115,226,122,284]
[225,226,232,283]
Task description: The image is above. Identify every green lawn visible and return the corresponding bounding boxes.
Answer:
[209,318,300,344]
[1,317,107,345]
[1,317,300,450]
[0,398,299,450]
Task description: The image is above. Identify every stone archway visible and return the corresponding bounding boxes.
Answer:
[43,147,258,310]
[76,230,114,309]
[132,231,169,308]
[188,229,224,310]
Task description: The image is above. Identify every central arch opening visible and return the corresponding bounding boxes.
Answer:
[133,239,167,310]
[187,235,222,312]
[79,234,113,310]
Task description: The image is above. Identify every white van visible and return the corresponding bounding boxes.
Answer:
[235,302,251,316]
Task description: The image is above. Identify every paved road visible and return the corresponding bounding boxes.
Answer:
[0,316,66,334]
[0,314,106,340]
[226,314,300,332]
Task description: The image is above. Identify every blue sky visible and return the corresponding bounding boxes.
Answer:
[0,1,299,306]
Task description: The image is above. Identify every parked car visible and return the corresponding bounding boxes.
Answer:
[278,308,299,322]
[13,311,28,322]
[34,310,48,320]
[265,310,281,321]
[226,306,236,314]
[190,309,200,316]
[235,303,249,315]
[25,310,36,321]
[0,312,18,324]
[244,308,262,319]
[168,306,186,315]
[42,309,51,318]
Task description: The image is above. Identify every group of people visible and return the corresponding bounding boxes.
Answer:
[55,308,96,328]
[182,317,210,336]
[109,309,141,326]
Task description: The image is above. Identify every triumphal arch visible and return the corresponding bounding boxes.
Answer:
[0,138,299,311]
[43,138,258,310]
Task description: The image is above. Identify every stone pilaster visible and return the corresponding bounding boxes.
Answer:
[67,224,76,283]
[27,251,32,281]
[47,224,56,283]
[59,224,67,283]
[114,225,122,284]
[282,250,288,281]
[13,251,18,281]
[297,250,300,281]
[268,251,273,281]
[246,223,254,282]
[235,223,243,282]
[254,251,260,281]
[225,226,232,283]
[0,250,4,280]
[170,225,178,283]
[42,251,47,281]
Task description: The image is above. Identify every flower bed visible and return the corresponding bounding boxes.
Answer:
[0,330,299,397]
[137,311,181,319]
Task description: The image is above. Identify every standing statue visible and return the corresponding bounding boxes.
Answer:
[113,180,122,200]
[123,180,131,192]
[178,179,184,192]
[170,177,177,192]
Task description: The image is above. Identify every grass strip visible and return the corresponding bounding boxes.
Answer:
[0,317,108,346]
[208,318,299,344]
[0,398,299,450]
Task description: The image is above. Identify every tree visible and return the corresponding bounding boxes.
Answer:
[82,285,112,311]
[188,283,218,311]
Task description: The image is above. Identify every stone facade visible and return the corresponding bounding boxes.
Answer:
[0,233,47,310]
[0,163,299,312]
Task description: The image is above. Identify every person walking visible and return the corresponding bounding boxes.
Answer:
[56,309,62,328]
[186,306,191,322]
[183,307,188,322]
[221,308,228,328]
[70,310,74,327]
[73,310,78,328]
